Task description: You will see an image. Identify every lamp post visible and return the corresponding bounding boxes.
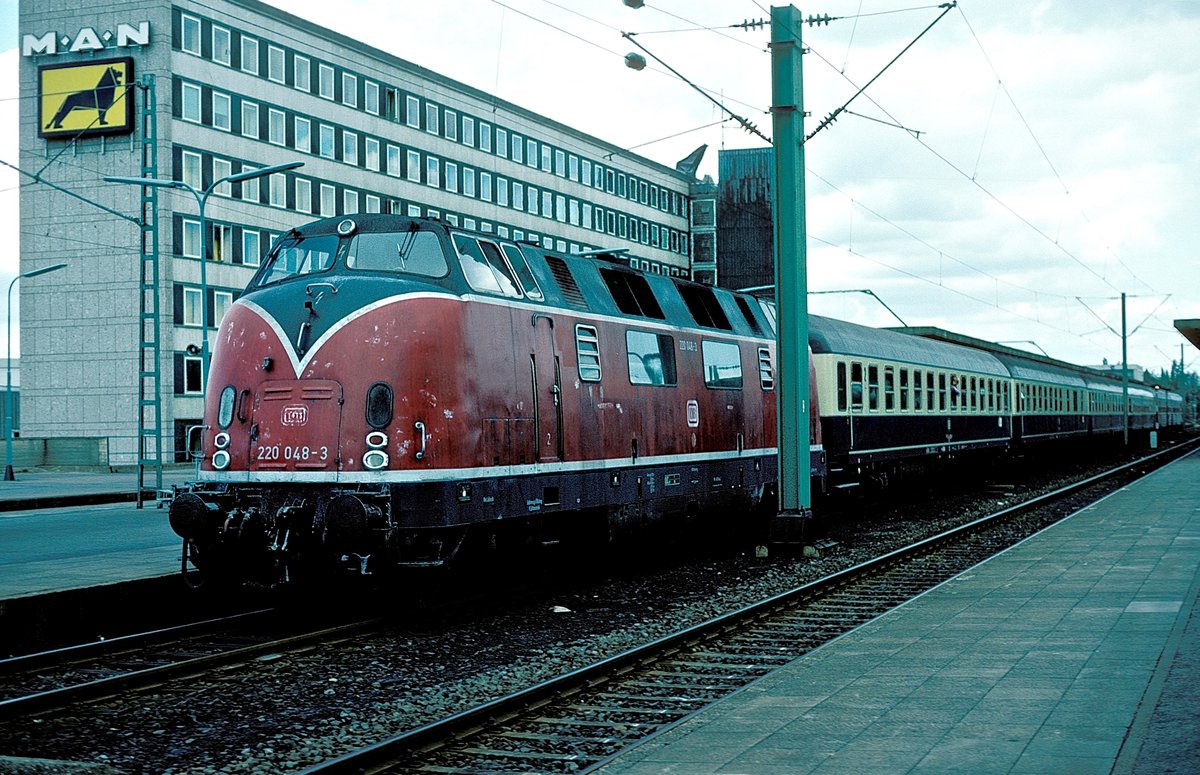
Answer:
[6,263,69,481]
[104,161,303,388]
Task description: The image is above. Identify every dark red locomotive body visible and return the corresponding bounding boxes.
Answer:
[170,215,812,583]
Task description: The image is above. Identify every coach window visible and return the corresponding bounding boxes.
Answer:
[900,369,909,411]
[884,366,895,411]
[851,363,864,410]
[949,375,961,409]
[938,373,947,411]
[837,362,848,411]
[969,377,977,411]
[701,340,741,389]
[867,365,879,410]
[628,330,677,386]
[913,371,923,410]
[576,325,602,382]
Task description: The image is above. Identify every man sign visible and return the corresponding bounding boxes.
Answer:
[39,57,135,140]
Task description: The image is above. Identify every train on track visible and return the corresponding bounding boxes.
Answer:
[168,215,1185,585]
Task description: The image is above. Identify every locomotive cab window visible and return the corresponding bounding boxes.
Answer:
[627,330,676,386]
[256,232,339,286]
[453,234,522,297]
[701,340,741,389]
[345,229,449,277]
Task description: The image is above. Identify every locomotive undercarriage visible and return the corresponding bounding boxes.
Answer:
[168,455,777,587]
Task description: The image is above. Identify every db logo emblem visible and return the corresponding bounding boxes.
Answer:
[280,405,308,426]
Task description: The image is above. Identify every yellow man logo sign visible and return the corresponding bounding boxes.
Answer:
[39,57,135,139]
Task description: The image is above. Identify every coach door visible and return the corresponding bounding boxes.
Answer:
[531,314,563,462]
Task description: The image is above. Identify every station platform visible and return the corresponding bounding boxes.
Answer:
[0,468,193,601]
[595,450,1200,775]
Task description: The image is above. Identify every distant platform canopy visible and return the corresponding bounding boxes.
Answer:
[1176,320,1200,351]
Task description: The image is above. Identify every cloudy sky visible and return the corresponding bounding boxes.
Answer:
[3,0,1198,375]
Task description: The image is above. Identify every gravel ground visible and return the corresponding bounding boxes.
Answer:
[0,447,1160,774]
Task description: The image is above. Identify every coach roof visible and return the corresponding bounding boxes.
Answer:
[808,315,1009,376]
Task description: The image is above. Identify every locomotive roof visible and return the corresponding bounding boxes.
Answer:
[808,315,1009,376]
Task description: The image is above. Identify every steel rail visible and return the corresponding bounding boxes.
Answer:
[0,616,384,721]
[297,439,1199,774]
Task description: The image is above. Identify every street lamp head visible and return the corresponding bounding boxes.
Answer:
[226,161,305,184]
[103,175,181,189]
[22,263,68,280]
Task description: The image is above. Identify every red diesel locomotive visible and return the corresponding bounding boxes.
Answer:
[169,215,811,584]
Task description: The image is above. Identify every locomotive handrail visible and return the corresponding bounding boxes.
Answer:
[414,421,426,460]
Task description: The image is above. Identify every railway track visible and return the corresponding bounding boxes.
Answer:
[0,608,381,721]
[296,440,1198,774]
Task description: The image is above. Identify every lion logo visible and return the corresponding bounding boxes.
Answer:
[44,66,124,130]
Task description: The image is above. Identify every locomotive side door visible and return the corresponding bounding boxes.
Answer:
[530,314,563,462]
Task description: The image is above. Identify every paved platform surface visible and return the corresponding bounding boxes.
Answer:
[595,451,1200,775]
[0,468,194,599]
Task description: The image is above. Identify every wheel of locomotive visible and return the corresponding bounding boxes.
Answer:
[180,537,210,590]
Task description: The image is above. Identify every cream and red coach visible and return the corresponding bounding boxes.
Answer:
[169,215,817,584]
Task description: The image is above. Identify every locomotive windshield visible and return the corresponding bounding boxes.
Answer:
[256,233,339,286]
[345,230,448,277]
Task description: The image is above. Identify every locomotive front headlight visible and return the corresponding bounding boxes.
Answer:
[365,431,388,449]
[214,432,231,450]
[212,450,231,470]
[362,449,389,470]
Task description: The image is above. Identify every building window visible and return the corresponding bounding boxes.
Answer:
[319,184,335,217]
[426,156,440,188]
[405,95,420,128]
[445,162,458,193]
[462,116,474,146]
[269,173,286,208]
[241,100,259,138]
[541,144,552,171]
[365,194,380,213]
[240,35,259,75]
[294,54,310,92]
[241,172,260,204]
[365,81,379,114]
[344,189,358,214]
[343,130,358,165]
[294,178,311,214]
[512,133,523,163]
[406,150,421,182]
[386,145,401,177]
[342,72,357,107]
[267,46,285,83]
[212,91,231,130]
[555,149,566,176]
[543,190,553,218]
[496,177,508,207]
[462,167,475,198]
[480,172,492,202]
[181,150,201,189]
[569,154,579,181]
[182,219,201,258]
[181,14,201,55]
[212,26,231,65]
[213,291,233,326]
[480,122,492,152]
[526,138,537,167]
[294,116,311,153]
[181,82,201,123]
[183,356,203,394]
[318,64,335,99]
[512,182,524,211]
[496,128,507,158]
[319,124,334,159]
[242,229,261,267]
[425,102,439,135]
[268,109,285,145]
[209,227,235,271]
[213,158,232,196]
[444,109,457,141]
[365,137,380,171]
[182,286,202,325]
[527,185,538,215]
